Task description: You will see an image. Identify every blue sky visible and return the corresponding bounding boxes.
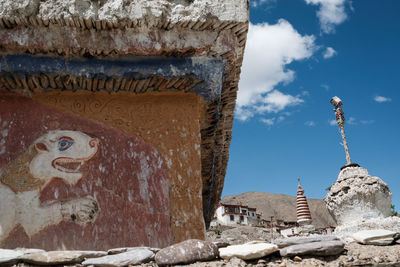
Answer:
[223,0,400,211]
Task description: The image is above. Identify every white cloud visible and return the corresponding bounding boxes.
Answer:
[305,121,316,126]
[360,120,375,125]
[329,119,337,126]
[260,118,275,126]
[330,118,374,126]
[347,117,356,125]
[323,47,337,59]
[260,115,287,127]
[251,0,276,8]
[277,116,285,122]
[321,84,330,91]
[374,96,392,103]
[235,108,254,121]
[236,20,316,121]
[301,90,310,96]
[255,90,304,113]
[305,0,348,34]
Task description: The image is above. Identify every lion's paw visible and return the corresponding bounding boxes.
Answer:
[61,196,99,226]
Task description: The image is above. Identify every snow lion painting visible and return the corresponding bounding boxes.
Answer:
[0,130,100,244]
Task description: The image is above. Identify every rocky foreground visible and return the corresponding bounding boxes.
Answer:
[2,227,400,267]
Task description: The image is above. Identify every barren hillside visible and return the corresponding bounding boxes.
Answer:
[221,192,336,229]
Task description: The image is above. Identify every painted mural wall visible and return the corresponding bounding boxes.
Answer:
[0,92,204,250]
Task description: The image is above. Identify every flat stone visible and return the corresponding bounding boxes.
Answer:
[272,235,339,248]
[279,240,344,257]
[107,247,130,255]
[213,241,230,248]
[155,239,218,265]
[352,229,397,245]
[16,248,46,254]
[107,247,160,255]
[22,250,107,265]
[0,249,24,264]
[219,241,278,260]
[82,248,154,266]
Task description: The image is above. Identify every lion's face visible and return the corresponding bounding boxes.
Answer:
[29,130,99,185]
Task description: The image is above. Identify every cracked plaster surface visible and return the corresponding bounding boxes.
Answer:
[0,0,248,23]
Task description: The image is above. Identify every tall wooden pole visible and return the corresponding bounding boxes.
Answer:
[331,96,353,166]
[340,125,352,165]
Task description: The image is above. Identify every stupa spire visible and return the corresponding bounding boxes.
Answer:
[296,177,312,225]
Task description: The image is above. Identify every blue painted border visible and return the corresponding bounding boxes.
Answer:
[0,54,226,101]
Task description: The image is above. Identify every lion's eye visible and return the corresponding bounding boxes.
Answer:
[58,139,74,151]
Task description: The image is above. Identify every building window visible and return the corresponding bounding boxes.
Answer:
[230,215,234,221]
[240,216,244,222]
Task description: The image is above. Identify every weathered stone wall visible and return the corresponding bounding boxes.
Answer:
[0,0,249,249]
[0,2,249,225]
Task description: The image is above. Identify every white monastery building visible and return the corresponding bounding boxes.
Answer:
[212,203,260,226]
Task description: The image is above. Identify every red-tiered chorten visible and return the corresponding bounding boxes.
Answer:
[296,178,312,225]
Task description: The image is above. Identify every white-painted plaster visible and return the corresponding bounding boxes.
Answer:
[29,130,99,185]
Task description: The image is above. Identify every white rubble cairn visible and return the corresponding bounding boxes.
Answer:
[219,241,278,260]
[352,229,398,246]
[325,166,392,226]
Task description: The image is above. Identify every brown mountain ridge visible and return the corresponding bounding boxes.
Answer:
[221,192,337,229]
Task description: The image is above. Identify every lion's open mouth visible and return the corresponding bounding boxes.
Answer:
[52,158,84,173]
